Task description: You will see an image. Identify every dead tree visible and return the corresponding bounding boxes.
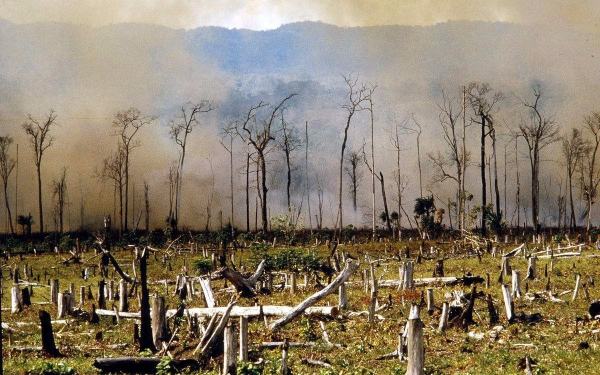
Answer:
[169,101,214,230]
[428,89,468,231]
[236,94,297,232]
[0,136,16,234]
[562,128,586,231]
[517,85,559,233]
[143,181,150,232]
[138,248,155,352]
[22,110,57,233]
[112,108,153,232]
[337,75,372,237]
[582,112,600,234]
[220,123,236,234]
[468,83,502,234]
[345,150,363,212]
[278,111,302,213]
[51,167,67,234]
[362,146,392,233]
[366,87,378,238]
[304,121,313,233]
[388,116,410,231]
[100,147,126,233]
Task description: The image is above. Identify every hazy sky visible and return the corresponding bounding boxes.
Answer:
[1,0,599,31]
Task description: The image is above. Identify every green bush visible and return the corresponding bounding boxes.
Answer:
[28,362,76,375]
[193,258,213,274]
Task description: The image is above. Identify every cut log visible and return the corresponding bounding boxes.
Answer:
[269,259,359,331]
[380,275,484,288]
[39,310,61,357]
[151,296,167,350]
[406,305,424,375]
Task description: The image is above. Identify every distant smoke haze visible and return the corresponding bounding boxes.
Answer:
[0,18,599,232]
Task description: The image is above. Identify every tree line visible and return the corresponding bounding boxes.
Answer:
[1,77,600,238]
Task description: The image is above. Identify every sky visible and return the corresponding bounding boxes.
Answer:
[1,0,599,32]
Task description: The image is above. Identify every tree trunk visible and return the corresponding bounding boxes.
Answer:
[492,129,501,217]
[259,152,268,232]
[246,151,250,232]
[39,310,60,357]
[480,116,487,235]
[139,249,155,352]
[3,182,14,234]
[380,172,392,233]
[37,165,44,233]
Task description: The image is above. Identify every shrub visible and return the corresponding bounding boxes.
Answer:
[28,362,76,375]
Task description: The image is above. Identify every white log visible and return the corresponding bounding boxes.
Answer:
[511,270,522,299]
[223,323,236,374]
[269,260,358,331]
[501,284,514,322]
[438,302,449,333]
[11,286,23,314]
[239,316,248,361]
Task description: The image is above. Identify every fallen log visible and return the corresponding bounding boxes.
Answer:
[93,357,199,374]
[94,305,339,320]
[269,259,358,331]
[379,275,484,288]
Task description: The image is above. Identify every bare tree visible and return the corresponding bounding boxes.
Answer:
[337,75,372,236]
[562,128,586,231]
[22,110,58,233]
[100,147,126,233]
[51,168,67,234]
[428,89,468,231]
[582,112,600,233]
[112,108,153,231]
[517,85,559,233]
[169,101,214,230]
[304,121,313,233]
[278,111,302,212]
[345,150,363,212]
[220,123,236,233]
[166,162,177,229]
[0,136,16,233]
[362,145,392,234]
[236,94,297,232]
[143,181,150,232]
[468,83,502,234]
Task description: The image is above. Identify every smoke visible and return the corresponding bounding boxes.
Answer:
[1,17,600,232]
[1,1,599,33]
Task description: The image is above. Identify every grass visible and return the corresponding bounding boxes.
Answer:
[2,239,600,374]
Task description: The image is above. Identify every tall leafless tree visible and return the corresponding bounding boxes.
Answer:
[345,150,362,212]
[278,111,301,213]
[169,101,214,230]
[220,123,236,234]
[562,128,586,231]
[22,110,57,233]
[143,181,150,232]
[582,111,600,233]
[0,136,16,234]
[337,75,372,236]
[518,85,559,233]
[362,145,392,234]
[112,108,153,232]
[100,147,126,233]
[468,83,502,234]
[429,89,468,231]
[236,94,297,232]
[51,167,67,234]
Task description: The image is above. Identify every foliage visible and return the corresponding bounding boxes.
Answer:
[59,234,75,250]
[27,362,76,375]
[270,213,302,244]
[414,195,442,237]
[156,356,176,375]
[237,360,264,375]
[484,205,505,235]
[250,246,325,274]
[193,258,213,275]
